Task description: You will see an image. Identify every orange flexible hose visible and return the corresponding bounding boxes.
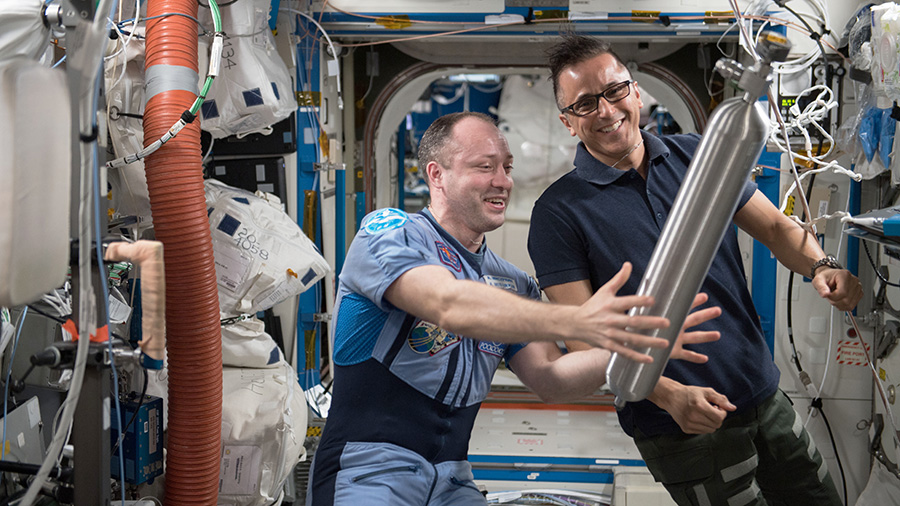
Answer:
[144,1,222,504]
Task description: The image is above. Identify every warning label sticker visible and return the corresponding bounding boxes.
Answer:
[835,340,871,366]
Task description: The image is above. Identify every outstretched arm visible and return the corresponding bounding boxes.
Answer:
[510,297,722,404]
[538,279,733,433]
[384,262,671,362]
[734,190,862,311]
[543,280,720,362]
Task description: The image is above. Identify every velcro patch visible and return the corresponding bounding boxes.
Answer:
[436,241,462,272]
[362,208,408,235]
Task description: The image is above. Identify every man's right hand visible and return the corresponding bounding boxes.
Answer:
[576,262,671,362]
[649,379,736,434]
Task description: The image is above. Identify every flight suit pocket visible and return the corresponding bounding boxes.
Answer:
[635,431,715,485]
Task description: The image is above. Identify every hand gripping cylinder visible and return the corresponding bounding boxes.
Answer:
[606,32,791,406]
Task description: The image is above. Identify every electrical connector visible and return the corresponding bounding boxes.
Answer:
[799,371,819,398]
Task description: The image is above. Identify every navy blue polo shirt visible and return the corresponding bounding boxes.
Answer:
[527,132,780,437]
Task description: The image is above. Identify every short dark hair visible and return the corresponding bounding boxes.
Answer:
[417,112,496,175]
[546,34,629,108]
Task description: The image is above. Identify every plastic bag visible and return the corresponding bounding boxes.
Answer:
[205,179,330,316]
[197,0,295,138]
[219,362,307,506]
[222,314,285,369]
[881,106,897,168]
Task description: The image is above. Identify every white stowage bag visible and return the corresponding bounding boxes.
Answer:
[105,26,154,229]
[205,179,330,316]
[222,314,285,369]
[220,362,307,506]
[197,0,295,138]
[855,459,900,506]
[0,58,70,307]
[0,0,50,63]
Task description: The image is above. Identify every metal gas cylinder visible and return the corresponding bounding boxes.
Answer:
[606,32,791,406]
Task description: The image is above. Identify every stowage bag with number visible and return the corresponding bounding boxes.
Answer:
[196,0,295,139]
[205,178,330,316]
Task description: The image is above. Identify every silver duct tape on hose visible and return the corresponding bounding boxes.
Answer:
[606,32,791,407]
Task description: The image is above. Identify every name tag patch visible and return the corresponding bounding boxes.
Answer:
[483,275,517,292]
[478,341,506,357]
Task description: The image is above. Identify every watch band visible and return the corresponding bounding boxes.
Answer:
[810,254,842,279]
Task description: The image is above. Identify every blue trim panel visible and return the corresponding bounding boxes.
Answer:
[468,455,644,467]
[848,178,860,278]
[335,168,346,281]
[472,469,613,484]
[753,149,781,356]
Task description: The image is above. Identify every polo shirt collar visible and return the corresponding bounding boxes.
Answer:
[573,131,670,186]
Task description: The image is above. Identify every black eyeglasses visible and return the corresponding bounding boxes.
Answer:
[560,80,635,117]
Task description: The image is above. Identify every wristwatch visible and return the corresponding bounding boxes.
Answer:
[810,254,842,279]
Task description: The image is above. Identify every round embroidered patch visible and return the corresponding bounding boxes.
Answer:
[362,208,409,235]
[409,320,459,356]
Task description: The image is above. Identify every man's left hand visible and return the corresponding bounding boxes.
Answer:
[670,293,721,364]
[812,268,863,311]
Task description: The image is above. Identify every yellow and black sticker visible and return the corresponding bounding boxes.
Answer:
[376,15,412,30]
[784,195,796,216]
[631,11,660,23]
[534,10,567,20]
[296,91,320,107]
[704,11,734,24]
[762,31,789,45]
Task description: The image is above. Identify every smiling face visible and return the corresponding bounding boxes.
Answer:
[426,116,514,246]
[556,53,644,167]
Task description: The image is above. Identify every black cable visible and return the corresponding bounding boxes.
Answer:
[782,133,848,504]
[782,2,828,65]
[25,305,67,325]
[111,368,149,457]
[810,399,848,506]
[786,271,803,372]
[786,142,823,373]
[112,112,144,120]
[863,241,900,287]
[781,1,830,145]
[321,377,334,396]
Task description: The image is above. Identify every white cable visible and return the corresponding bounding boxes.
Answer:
[20,0,115,503]
[742,0,832,76]
[104,0,141,100]
[766,82,860,220]
[849,314,900,453]
[202,136,216,164]
[730,0,760,62]
[281,7,343,110]
[294,37,322,162]
[803,192,851,428]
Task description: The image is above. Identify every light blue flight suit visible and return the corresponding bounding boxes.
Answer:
[307,208,539,506]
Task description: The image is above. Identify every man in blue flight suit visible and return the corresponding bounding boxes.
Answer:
[307,112,722,506]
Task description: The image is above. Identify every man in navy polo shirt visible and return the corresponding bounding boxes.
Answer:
[528,35,863,506]
[307,112,723,506]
